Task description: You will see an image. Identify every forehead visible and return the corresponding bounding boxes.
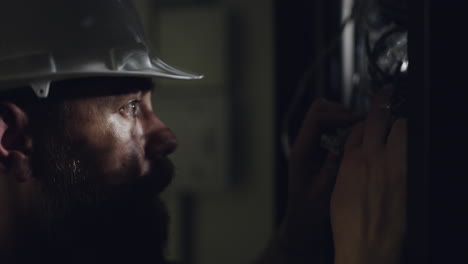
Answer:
[47,77,154,100]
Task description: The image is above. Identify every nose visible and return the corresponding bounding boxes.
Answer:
[144,114,178,157]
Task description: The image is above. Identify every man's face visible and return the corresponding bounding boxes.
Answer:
[19,77,176,263]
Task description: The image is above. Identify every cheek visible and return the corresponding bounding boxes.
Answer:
[100,115,145,184]
[107,114,134,142]
[107,114,145,150]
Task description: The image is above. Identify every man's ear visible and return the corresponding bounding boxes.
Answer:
[0,103,33,182]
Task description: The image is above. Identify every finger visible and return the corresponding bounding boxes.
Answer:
[344,121,365,154]
[294,99,358,151]
[293,111,357,164]
[311,98,349,113]
[290,99,358,181]
[292,99,354,152]
[363,85,394,153]
[315,151,341,194]
[382,119,407,231]
[386,118,407,175]
[298,98,354,140]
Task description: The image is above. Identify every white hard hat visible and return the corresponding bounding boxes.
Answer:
[0,0,203,98]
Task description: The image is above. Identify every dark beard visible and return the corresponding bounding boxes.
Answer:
[12,133,173,264]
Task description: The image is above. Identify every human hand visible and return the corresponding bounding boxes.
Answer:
[277,98,358,259]
[330,86,407,264]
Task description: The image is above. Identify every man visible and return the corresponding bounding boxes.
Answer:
[0,0,407,263]
[0,77,176,263]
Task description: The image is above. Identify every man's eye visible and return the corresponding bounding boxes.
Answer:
[120,100,141,118]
